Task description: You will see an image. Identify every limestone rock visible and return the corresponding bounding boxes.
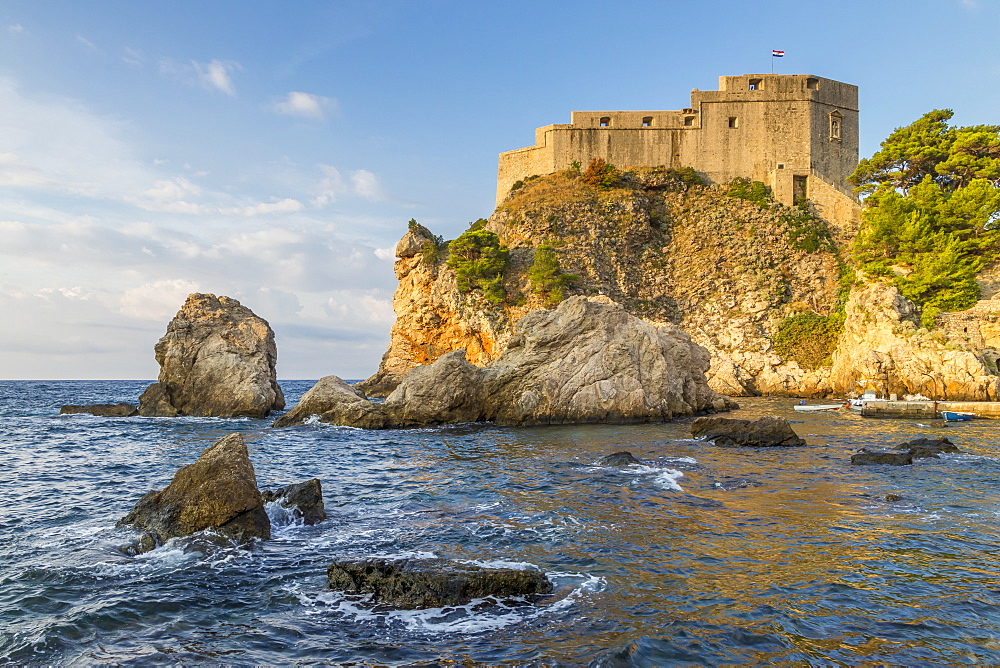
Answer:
[281,297,734,429]
[894,437,959,459]
[138,294,285,418]
[272,376,388,428]
[691,416,806,447]
[117,433,270,551]
[60,403,138,417]
[327,558,553,609]
[596,451,642,466]
[382,350,487,424]
[261,478,326,525]
[829,282,1000,401]
[482,296,735,426]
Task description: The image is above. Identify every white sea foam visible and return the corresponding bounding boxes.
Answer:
[652,468,685,492]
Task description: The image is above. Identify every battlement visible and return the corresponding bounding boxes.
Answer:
[496,74,860,223]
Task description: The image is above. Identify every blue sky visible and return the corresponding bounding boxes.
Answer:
[1,0,997,379]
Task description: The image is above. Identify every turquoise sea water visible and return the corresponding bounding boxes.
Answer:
[1,380,999,665]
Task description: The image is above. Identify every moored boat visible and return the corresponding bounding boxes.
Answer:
[793,403,845,412]
[941,411,976,421]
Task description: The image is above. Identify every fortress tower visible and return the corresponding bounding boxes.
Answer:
[496,74,860,223]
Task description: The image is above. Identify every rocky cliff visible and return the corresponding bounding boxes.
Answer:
[361,168,1000,401]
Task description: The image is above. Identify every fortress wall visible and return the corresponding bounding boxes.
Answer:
[496,125,563,203]
[806,174,862,240]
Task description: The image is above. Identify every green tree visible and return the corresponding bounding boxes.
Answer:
[445,228,510,304]
[850,110,1000,317]
[528,242,575,305]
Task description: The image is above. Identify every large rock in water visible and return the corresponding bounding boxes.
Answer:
[851,436,960,466]
[138,293,285,418]
[117,433,270,550]
[691,416,806,447]
[327,558,553,609]
[276,297,734,428]
[481,296,733,425]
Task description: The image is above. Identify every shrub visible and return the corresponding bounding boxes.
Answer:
[782,208,834,253]
[667,166,706,186]
[773,313,844,369]
[726,177,772,207]
[445,228,510,304]
[582,158,621,189]
[528,242,576,305]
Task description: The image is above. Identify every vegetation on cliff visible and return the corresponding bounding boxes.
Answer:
[528,242,576,305]
[445,228,510,304]
[849,110,1000,322]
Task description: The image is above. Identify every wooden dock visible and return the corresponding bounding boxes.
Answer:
[860,400,1000,419]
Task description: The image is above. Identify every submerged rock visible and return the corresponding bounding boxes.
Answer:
[138,293,285,418]
[596,451,642,466]
[261,478,326,525]
[326,558,553,610]
[59,403,138,417]
[852,436,961,466]
[894,437,959,459]
[117,432,270,552]
[850,450,914,466]
[691,416,806,447]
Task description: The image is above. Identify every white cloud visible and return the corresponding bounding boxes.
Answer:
[374,247,395,261]
[272,91,337,120]
[143,177,202,201]
[122,47,144,66]
[9,24,23,33]
[76,35,96,49]
[191,59,240,95]
[219,198,304,216]
[120,279,199,321]
[350,169,385,201]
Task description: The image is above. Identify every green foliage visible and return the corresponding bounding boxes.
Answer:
[445,228,510,304]
[509,180,525,194]
[921,305,942,329]
[782,207,834,253]
[667,166,707,186]
[725,177,772,207]
[850,110,1000,316]
[567,160,582,176]
[468,218,488,232]
[773,313,844,369]
[528,242,576,305]
[581,158,621,189]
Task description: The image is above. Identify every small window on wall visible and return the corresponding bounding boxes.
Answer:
[748,78,762,90]
[642,116,653,127]
[599,116,611,127]
[806,77,819,90]
[728,117,738,129]
[684,116,694,127]
[829,110,843,141]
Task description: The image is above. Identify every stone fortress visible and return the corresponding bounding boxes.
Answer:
[496,73,861,230]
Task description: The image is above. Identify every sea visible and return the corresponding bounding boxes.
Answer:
[1,379,999,666]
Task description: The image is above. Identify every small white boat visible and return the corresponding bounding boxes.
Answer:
[849,380,888,411]
[793,403,844,412]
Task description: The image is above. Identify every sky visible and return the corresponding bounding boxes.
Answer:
[1,0,998,380]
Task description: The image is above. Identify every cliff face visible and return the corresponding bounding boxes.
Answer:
[361,169,1000,401]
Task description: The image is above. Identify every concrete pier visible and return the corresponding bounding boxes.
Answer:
[860,400,1000,419]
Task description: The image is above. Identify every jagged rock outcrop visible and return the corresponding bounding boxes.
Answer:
[117,433,270,552]
[138,293,285,418]
[59,403,138,417]
[261,478,326,525]
[360,170,843,399]
[829,282,1000,401]
[327,558,553,609]
[278,297,733,429]
[691,416,806,447]
[484,296,733,425]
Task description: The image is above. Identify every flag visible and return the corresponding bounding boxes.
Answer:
[772,50,785,57]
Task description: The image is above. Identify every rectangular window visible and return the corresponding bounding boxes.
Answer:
[641,116,652,127]
[599,116,611,128]
[684,116,694,127]
[806,77,819,90]
[748,78,762,90]
[728,117,738,129]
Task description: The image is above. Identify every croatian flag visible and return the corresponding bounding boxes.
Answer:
[772,50,785,57]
